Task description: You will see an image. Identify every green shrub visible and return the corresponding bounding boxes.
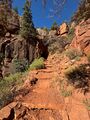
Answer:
[12,58,28,73]
[50,21,58,30]
[29,57,45,70]
[48,36,69,54]
[87,53,90,62]
[61,90,72,97]
[43,27,49,32]
[0,73,23,108]
[64,64,88,88]
[65,48,83,60]
[67,27,75,41]
[71,0,90,24]
[83,99,90,111]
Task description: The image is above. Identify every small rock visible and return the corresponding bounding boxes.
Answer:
[30,78,38,86]
[5,32,11,38]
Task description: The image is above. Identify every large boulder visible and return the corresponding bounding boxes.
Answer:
[58,22,69,36]
[70,19,90,55]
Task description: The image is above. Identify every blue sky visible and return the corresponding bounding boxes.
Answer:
[13,0,80,28]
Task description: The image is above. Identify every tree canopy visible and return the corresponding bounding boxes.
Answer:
[20,0,36,39]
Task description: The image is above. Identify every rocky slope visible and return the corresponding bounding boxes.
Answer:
[0,33,48,77]
[71,19,90,55]
[0,54,90,120]
[0,16,90,120]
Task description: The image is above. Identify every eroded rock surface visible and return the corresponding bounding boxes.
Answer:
[71,19,90,55]
[0,34,48,77]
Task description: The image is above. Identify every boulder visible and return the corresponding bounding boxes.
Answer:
[5,32,11,38]
[37,28,48,39]
[58,23,69,36]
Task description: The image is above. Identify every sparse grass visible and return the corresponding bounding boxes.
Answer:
[0,57,45,109]
[61,90,72,97]
[51,76,72,98]
[29,57,45,70]
[64,64,88,88]
[83,99,90,111]
[65,48,83,60]
[0,73,23,109]
[60,80,73,97]
[87,53,90,62]
[67,27,75,42]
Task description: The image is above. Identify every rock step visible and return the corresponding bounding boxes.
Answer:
[0,102,62,120]
[37,70,54,73]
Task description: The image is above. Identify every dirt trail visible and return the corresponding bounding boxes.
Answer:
[0,55,90,120]
[0,56,63,120]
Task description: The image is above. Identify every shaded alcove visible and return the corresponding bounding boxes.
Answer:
[0,40,11,58]
[37,39,49,59]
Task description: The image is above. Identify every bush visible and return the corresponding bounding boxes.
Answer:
[67,27,75,41]
[50,21,58,30]
[29,57,45,70]
[12,58,29,73]
[71,0,90,24]
[0,73,23,108]
[47,36,69,54]
[65,48,83,60]
[83,99,90,111]
[64,64,88,88]
[87,53,90,62]
[43,27,49,32]
[61,90,72,97]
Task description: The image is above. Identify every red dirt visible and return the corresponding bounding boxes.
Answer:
[0,55,90,120]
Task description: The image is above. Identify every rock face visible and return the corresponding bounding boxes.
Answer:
[0,5,20,35]
[0,34,48,77]
[48,30,57,38]
[37,28,48,39]
[58,23,69,36]
[71,19,90,55]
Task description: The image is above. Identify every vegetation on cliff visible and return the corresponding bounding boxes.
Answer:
[20,0,37,39]
[71,0,90,23]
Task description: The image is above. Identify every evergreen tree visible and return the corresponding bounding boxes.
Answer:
[20,0,36,39]
[13,7,18,14]
[51,21,58,30]
[71,0,90,23]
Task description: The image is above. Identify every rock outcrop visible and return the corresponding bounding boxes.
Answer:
[0,34,48,77]
[48,30,57,38]
[37,28,48,39]
[58,23,69,36]
[71,19,90,55]
[0,5,20,35]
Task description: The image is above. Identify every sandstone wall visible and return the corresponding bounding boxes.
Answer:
[70,19,90,55]
[0,34,48,77]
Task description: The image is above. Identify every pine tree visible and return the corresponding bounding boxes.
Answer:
[51,21,58,30]
[20,0,36,39]
[71,0,90,23]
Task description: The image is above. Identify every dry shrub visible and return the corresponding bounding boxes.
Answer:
[65,64,89,89]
